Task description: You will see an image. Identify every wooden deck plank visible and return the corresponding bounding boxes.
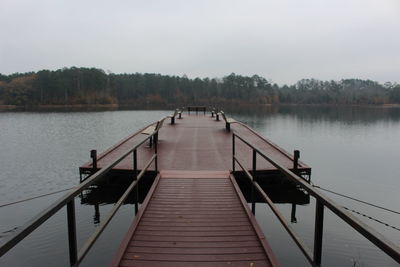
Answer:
[142,214,249,219]
[140,217,250,223]
[134,230,256,237]
[126,246,264,254]
[122,252,267,261]
[120,260,271,267]
[129,240,262,248]
[132,235,260,242]
[111,172,279,267]
[139,221,252,227]
[136,225,254,231]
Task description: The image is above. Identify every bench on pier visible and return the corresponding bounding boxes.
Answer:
[166,109,182,124]
[217,111,236,131]
[141,118,165,146]
[187,105,206,115]
[210,107,217,117]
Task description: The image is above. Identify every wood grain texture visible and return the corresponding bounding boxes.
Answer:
[111,172,279,267]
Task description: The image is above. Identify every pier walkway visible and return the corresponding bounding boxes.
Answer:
[111,170,278,267]
[81,112,308,266]
[80,113,310,175]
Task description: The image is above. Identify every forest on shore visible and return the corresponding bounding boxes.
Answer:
[1,67,400,109]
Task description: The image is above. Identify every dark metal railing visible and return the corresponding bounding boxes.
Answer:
[0,120,163,266]
[232,132,400,266]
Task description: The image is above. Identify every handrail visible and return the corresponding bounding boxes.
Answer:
[77,154,157,264]
[0,116,166,266]
[234,155,314,264]
[232,132,400,266]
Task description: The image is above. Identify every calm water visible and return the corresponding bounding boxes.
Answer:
[0,107,399,266]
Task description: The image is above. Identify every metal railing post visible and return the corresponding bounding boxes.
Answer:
[293,150,300,173]
[67,200,78,267]
[251,149,257,214]
[90,149,97,173]
[232,134,235,172]
[291,203,297,223]
[314,199,324,266]
[155,133,158,172]
[133,149,139,214]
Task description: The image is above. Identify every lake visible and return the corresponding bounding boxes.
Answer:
[0,106,399,266]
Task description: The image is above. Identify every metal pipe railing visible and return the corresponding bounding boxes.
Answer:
[0,117,165,266]
[233,155,314,265]
[77,154,157,264]
[232,132,400,266]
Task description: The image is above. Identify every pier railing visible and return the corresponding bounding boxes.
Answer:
[0,119,164,266]
[232,132,400,266]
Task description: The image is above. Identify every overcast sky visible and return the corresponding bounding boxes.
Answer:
[0,0,399,85]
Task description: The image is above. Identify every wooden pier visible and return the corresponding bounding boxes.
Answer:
[111,171,278,267]
[81,111,309,267]
[80,112,310,176]
[3,108,399,267]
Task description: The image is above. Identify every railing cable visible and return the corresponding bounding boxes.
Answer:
[0,187,76,208]
[312,184,400,215]
[342,207,400,232]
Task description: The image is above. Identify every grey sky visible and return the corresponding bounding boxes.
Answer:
[1,0,399,85]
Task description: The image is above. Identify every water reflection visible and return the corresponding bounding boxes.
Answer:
[219,104,400,125]
[79,172,156,225]
[234,173,310,225]
[79,171,309,228]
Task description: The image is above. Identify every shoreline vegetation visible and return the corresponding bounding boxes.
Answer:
[1,67,399,111]
[1,103,400,112]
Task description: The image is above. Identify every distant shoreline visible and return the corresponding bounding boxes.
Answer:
[1,103,400,112]
[0,104,119,112]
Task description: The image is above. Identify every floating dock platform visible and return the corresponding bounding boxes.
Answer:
[79,113,310,176]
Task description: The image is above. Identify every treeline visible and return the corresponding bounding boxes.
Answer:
[0,67,399,107]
